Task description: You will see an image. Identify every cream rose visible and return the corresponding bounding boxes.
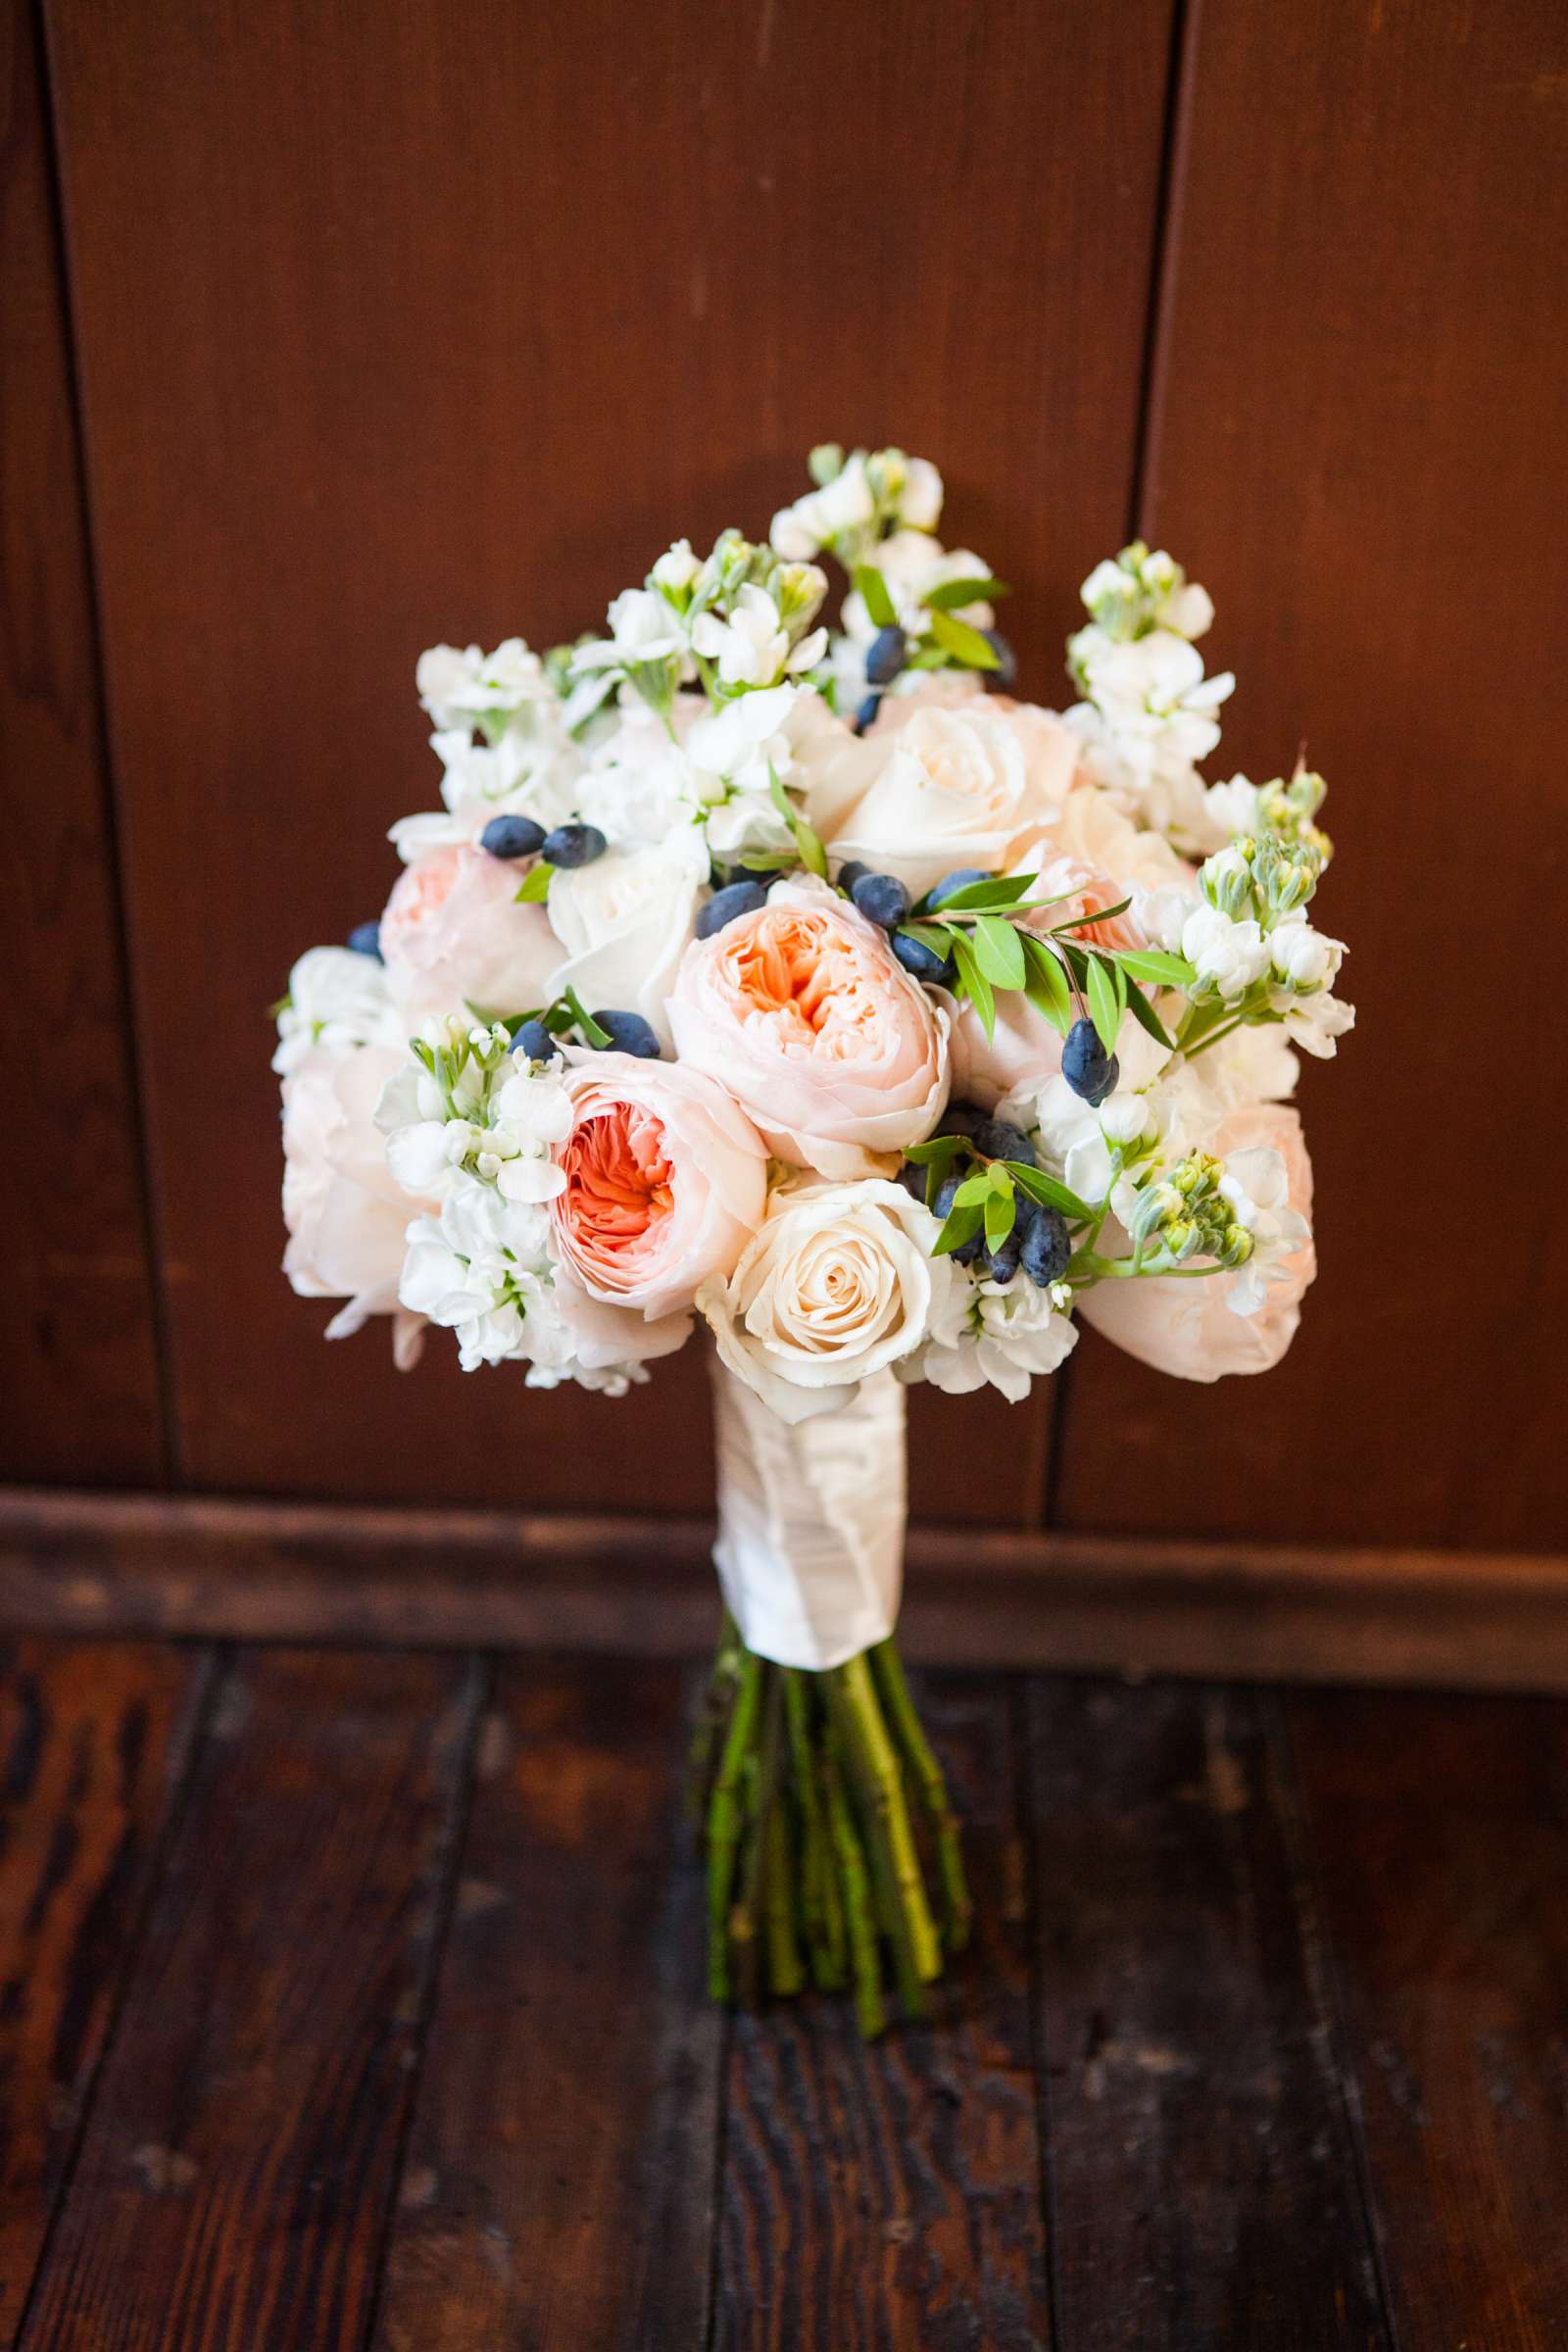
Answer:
[546,833,707,1052]
[826,693,1078,896]
[281,1042,425,1362]
[380,843,561,1023]
[550,1052,768,1320]
[667,875,949,1177]
[1078,1103,1315,1380]
[699,1178,952,1424]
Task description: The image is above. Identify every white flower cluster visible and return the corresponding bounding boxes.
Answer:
[276,442,1353,1413]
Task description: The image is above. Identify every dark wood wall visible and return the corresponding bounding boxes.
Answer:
[6,0,1566,1557]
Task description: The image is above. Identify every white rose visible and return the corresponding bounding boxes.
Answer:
[1181,903,1272,1001]
[546,831,708,1050]
[272,946,404,1076]
[825,700,1077,897]
[698,1178,952,1424]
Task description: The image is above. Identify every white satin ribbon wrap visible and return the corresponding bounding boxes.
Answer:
[710,1358,906,1671]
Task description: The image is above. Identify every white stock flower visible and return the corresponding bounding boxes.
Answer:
[691,585,826,688]
[1269,916,1345,992]
[1181,903,1272,1001]
[698,1177,952,1424]
[272,946,404,1076]
[1201,772,1262,838]
[840,530,995,642]
[573,587,687,672]
[416,638,546,731]
[1218,1147,1311,1316]
[912,1268,1077,1403]
[651,539,700,593]
[1275,990,1356,1058]
[898,457,944,532]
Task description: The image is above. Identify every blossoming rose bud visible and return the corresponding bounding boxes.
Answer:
[825,692,1079,897]
[550,1052,768,1321]
[379,842,561,1023]
[698,1177,954,1424]
[1078,1103,1315,1381]
[666,875,951,1179]
[281,1043,426,1364]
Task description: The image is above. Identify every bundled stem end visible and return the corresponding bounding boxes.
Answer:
[695,1623,970,2036]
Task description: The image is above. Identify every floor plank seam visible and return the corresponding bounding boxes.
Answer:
[354,1647,494,2352]
[1019,1677,1064,2352]
[10,1640,223,2352]
[1269,1692,1403,2352]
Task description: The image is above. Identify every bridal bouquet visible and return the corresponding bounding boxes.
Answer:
[275,445,1351,2032]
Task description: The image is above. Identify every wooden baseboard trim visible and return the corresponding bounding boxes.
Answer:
[1,1486,1564,1692]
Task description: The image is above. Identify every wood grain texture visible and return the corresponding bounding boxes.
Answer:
[7,1488,1568,1691]
[0,0,165,1485]
[42,0,1176,1515]
[1055,0,1568,1548]
[17,1646,482,2352]
[1028,1679,1389,2349]
[713,1675,1049,2350]
[371,1657,720,2352]
[0,1639,207,2337]
[1289,1689,1568,2349]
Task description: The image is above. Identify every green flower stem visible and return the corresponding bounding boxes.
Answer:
[764,1788,805,1997]
[687,1608,743,1819]
[826,1656,941,2013]
[706,1648,762,2001]
[869,1640,972,1953]
[822,1726,885,2039]
[785,1670,844,1990]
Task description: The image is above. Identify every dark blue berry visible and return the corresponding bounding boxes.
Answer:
[981,630,1018,692]
[594,1008,662,1058]
[894,1161,927,1203]
[855,694,882,735]
[975,1116,1032,1164]
[541,821,608,868]
[696,879,767,940]
[864,626,907,687]
[345,920,382,959]
[514,1017,560,1062]
[1021,1206,1072,1287]
[934,1173,984,1264]
[927,866,992,910]
[1061,1018,1119,1106]
[479,812,547,860]
[982,1224,1022,1285]
[727,862,782,889]
[941,1101,986,1140]
[836,860,872,894]
[892,932,957,989]
[850,871,910,931]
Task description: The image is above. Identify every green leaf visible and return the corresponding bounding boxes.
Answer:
[852,564,898,629]
[900,920,959,956]
[952,1172,993,1208]
[950,933,995,1038]
[1047,896,1132,934]
[1085,955,1122,1054]
[903,1134,968,1165]
[1021,935,1072,1033]
[1121,980,1175,1051]
[987,1160,1014,1198]
[927,610,1001,669]
[1005,1161,1094,1222]
[933,1201,985,1257]
[768,763,827,878]
[514,860,555,904]
[923,873,1033,913]
[1112,948,1198,988]
[972,913,1026,990]
[922,574,1011,612]
[984,1188,1015,1251]
[561,985,611,1048]
[735,849,788,871]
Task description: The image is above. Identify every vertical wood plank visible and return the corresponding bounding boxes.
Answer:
[713,1674,1050,2351]
[1055,0,1568,1548]
[18,1646,482,2352]
[43,0,1175,1518]
[1028,1679,1389,2349]
[370,1656,721,2352]
[0,0,166,1485]
[1289,1689,1568,2349]
[0,1639,208,2335]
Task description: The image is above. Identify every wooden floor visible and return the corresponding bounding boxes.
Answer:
[0,1642,1564,2349]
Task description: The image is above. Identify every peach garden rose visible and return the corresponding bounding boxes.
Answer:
[550,1053,768,1322]
[667,876,951,1179]
[379,841,561,1024]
